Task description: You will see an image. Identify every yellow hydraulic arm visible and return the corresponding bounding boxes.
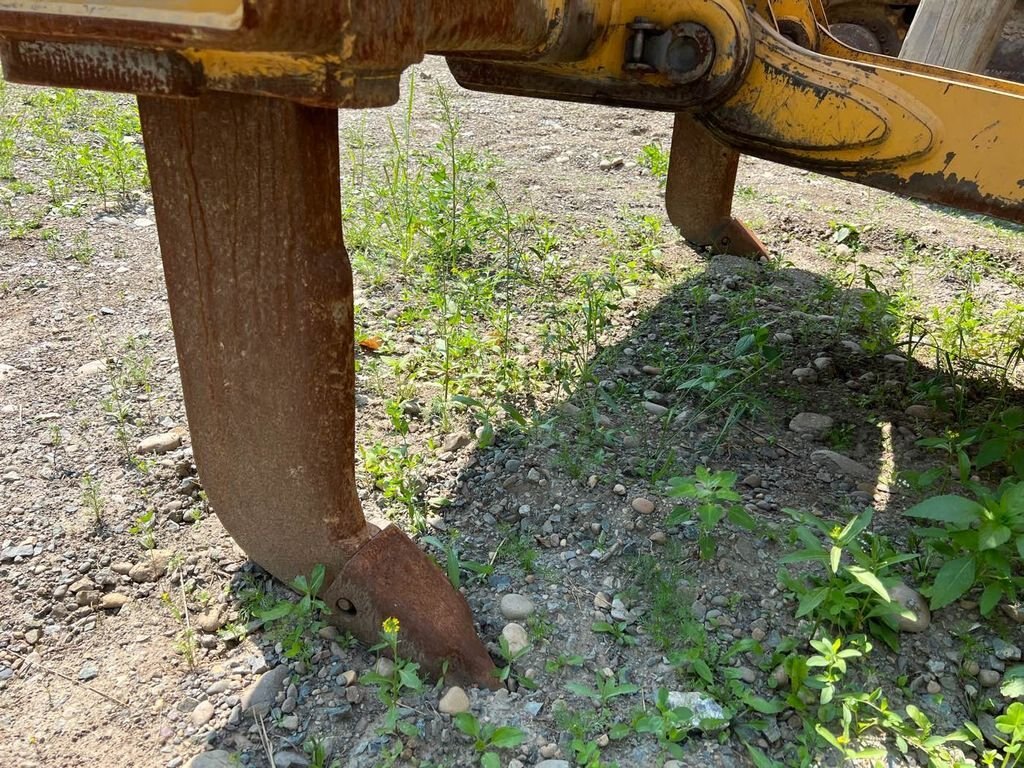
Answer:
[448,0,1024,250]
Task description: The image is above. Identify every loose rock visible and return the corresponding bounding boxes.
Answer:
[273,751,310,768]
[438,686,471,715]
[128,549,173,583]
[442,433,473,453]
[78,663,98,681]
[771,665,789,688]
[810,450,874,480]
[979,669,1001,687]
[99,593,129,610]
[792,367,818,384]
[905,404,936,420]
[741,473,761,489]
[499,593,535,620]
[136,431,183,455]
[1,545,34,562]
[642,401,668,416]
[195,608,224,634]
[666,691,727,729]
[76,359,108,378]
[241,665,290,714]
[631,497,655,515]
[789,412,833,437]
[186,751,235,768]
[191,700,215,727]
[994,640,1022,661]
[502,623,530,656]
[1002,603,1024,624]
[889,583,930,632]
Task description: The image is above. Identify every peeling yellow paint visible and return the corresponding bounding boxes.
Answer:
[184,48,341,88]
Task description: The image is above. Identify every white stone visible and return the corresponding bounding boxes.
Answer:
[502,623,530,656]
[136,431,182,455]
[666,691,727,729]
[438,686,471,715]
[191,700,215,727]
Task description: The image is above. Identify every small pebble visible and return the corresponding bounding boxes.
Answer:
[438,686,470,715]
[499,593,535,620]
[979,669,1001,687]
[191,701,215,727]
[631,497,655,515]
[642,401,668,416]
[502,623,530,656]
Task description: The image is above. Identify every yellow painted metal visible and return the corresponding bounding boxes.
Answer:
[182,49,345,88]
[0,0,242,29]
[487,0,1023,218]
[501,0,752,94]
[815,23,1024,97]
[704,12,1024,215]
[711,21,937,163]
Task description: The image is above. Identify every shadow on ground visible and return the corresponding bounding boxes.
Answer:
[207,252,1024,768]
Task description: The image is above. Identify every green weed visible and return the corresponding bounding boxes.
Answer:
[779,507,916,650]
[360,617,426,736]
[422,532,493,589]
[80,473,104,525]
[904,482,1024,615]
[129,508,156,549]
[666,467,756,559]
[637,142,669,185]
[252,564,328,663]
[454,712,525,768]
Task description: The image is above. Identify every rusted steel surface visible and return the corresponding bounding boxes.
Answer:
[324,525,498,688]
[1,39,200,95]
[665,112,767,259]
[0,0,596,106]
[138,91,369,587]
[139,90,495,685]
